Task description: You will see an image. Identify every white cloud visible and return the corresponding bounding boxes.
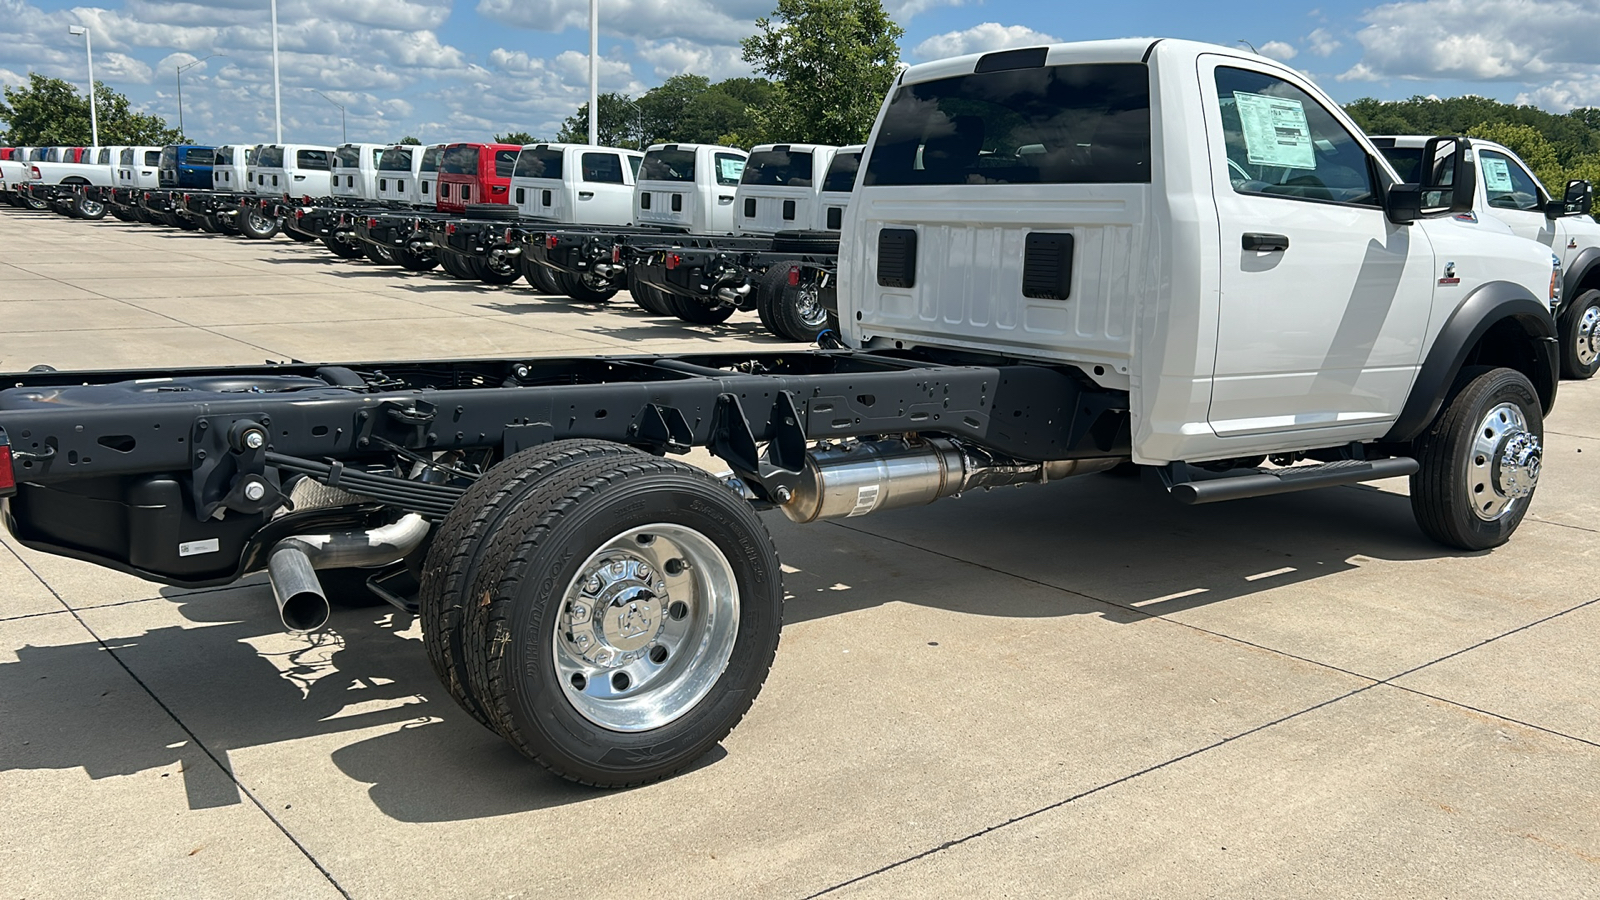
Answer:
[1305,27,1341,57]
[98,51,154,84]
[911,23,1059,62]
[1259,41,1297,61]
[1337,62,1380,83]
[636,38,753,81]
[476,0,772,44]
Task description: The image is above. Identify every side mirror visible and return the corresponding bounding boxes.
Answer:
[1545,179,1593,218]
[1386,135,1475,224]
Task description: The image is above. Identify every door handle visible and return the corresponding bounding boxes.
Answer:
[578,191,594,200]
[1242,232,1289,252]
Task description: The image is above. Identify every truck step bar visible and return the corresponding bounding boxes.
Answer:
[1169,457,1419,505]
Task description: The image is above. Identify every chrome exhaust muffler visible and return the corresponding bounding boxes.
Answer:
[782,438,1123,524]
[266,514,431,633]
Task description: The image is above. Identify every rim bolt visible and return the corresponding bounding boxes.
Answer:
[637,564,651,580]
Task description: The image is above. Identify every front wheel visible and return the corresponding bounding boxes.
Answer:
[1558,289,1600,380]
[1410,366,1544,550]
[463,455,783,787]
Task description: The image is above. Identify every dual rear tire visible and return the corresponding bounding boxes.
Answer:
[418,441,782,787]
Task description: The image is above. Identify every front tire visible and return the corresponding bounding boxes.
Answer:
[238,210,280,240]
[74,194,107,220]
[1558,289,1600,380]
[1410,366,1544,550]
[463,455,782,787]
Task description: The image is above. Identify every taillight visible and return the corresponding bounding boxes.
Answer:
[295,208,305,220]
[665,253,682,270]
[503,228,514,244]
[446,223,456,235]
[546,235,559,250]
[183,193,190,202]
[787,265,800,287]
[143,192,151,200]
[302,195,311,205]
[30,166,40,179]
[368,217,378,229]
[0,432,15,496]
[612,245,621,264]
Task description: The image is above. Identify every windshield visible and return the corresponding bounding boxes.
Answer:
[336,146,361,168]
[379,148,413,171]
[640,148,695,182]
[441,145,479,175]
[742,149,814,187]
[257,146,284,168]
[420,147,442,173]
[822,151,863,192]
[864,62,1152,186]
[514,147,563,180]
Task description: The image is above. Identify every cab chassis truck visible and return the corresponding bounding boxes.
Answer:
[0,40,1566,788]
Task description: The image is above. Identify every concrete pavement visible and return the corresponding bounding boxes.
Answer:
[1,207,1596,899]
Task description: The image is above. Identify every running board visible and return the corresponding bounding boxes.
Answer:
[1169,457,1418,505]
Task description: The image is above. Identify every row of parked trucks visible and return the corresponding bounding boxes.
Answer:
[2,39,1599,787]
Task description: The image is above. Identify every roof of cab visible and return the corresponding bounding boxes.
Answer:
[900,37,1275,86]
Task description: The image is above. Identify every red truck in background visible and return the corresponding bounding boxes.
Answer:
[435,143,519,213]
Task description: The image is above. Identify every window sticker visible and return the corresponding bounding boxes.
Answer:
[719,157,746,182]
[1233,91,1316,170]
[1482,156,1514,192]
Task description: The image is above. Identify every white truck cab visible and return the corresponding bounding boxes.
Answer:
[375,144,438,206]
[733,143,838,235]
[1376,135,1600,378]
[252,144,334,197]
[634,143,748,234]
[839,38,1559,477]
[511,143,643,224]
[817,144,864,231]
[211,145,252,191]
[331,143,388,200]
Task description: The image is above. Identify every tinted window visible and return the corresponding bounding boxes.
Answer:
[1213,67,1376,205]
[494,150,518,178]
[420,147,442,173]
[822,150,862,192]
[96,149,110,165]
[1479,148,1545,211]
[297,149,331,170]
[515,147,563,179]
[1380,146,1423,183]
[215,147,234,166]
[186,148,215,166]
[583,152,624,184]
[742,149,813,187]
[373,149,384,166]
[640,149,695,182]
[257,146,284,168]
[120,148,134,165]
[441,145,479,175]
[159,147,176,168]
[866,63,1151,186]
[144,150,162,166]
[336,146,361,168]
[379,148,413,171]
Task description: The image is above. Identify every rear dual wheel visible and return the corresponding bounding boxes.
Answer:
[668,292,736,325]
[394,244,438,272]
[555,270,619,303]
[479,252,524,285]
[438,249,484,280]
[520,257,563,294]
[419,442,782,787]
[323,234,367,259]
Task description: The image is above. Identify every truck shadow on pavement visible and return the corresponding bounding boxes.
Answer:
[0,472,1467,821]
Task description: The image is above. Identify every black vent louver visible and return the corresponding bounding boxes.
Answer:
[877,228,917,288]
[1022,233,1074,300]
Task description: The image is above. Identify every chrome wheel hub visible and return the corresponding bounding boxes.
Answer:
[796,285,828,328]
[555,523,739,732]
[1576,305,1600,367]
[1469,402,1540,521]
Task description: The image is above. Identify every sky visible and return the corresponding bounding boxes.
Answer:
[3,0,1598,147]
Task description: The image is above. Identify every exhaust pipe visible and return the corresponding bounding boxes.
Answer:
[266,514,431,633]
[715,281,753,304]
[782,438,1124,524]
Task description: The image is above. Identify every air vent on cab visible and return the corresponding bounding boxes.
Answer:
[1022,232,1074,300]
[877,228,917,288]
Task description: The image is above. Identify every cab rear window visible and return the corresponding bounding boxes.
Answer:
[441,146,479,175]
[216,147,234,166]
[379,148,413,171]
[257,146,284,168]
[336,147,361,168]
[515,148,563,180]
[864,62,1152,186]
[640,149,695,182]
[420,147,442,173]
[742,149,813,187]
[822,151,862,193]
[494,150,518,178]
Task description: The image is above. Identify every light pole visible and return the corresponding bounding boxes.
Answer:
[67,25,98,148]
[588,0,598,145]
[177,55,224,139]
[270,0,282,142]
[308,89,346,144]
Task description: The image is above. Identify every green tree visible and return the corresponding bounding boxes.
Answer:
[740,0,903,145]
[0,73,183,145]
[556,92,644,148]
[398,136,422,145]
[494,131,537,144]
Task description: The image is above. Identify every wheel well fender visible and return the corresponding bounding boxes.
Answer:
[1562,245,1600,302]
[1384,280,1558,443]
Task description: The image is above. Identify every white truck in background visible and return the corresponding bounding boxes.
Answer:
[733,143,838,235]
[375,143,446,207]
[633,143,748,234]
[331,143,389,201]
[21,147,118,218]
[252,144,335,198]
[817,144,864,231]
[1375,135,1600,379]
